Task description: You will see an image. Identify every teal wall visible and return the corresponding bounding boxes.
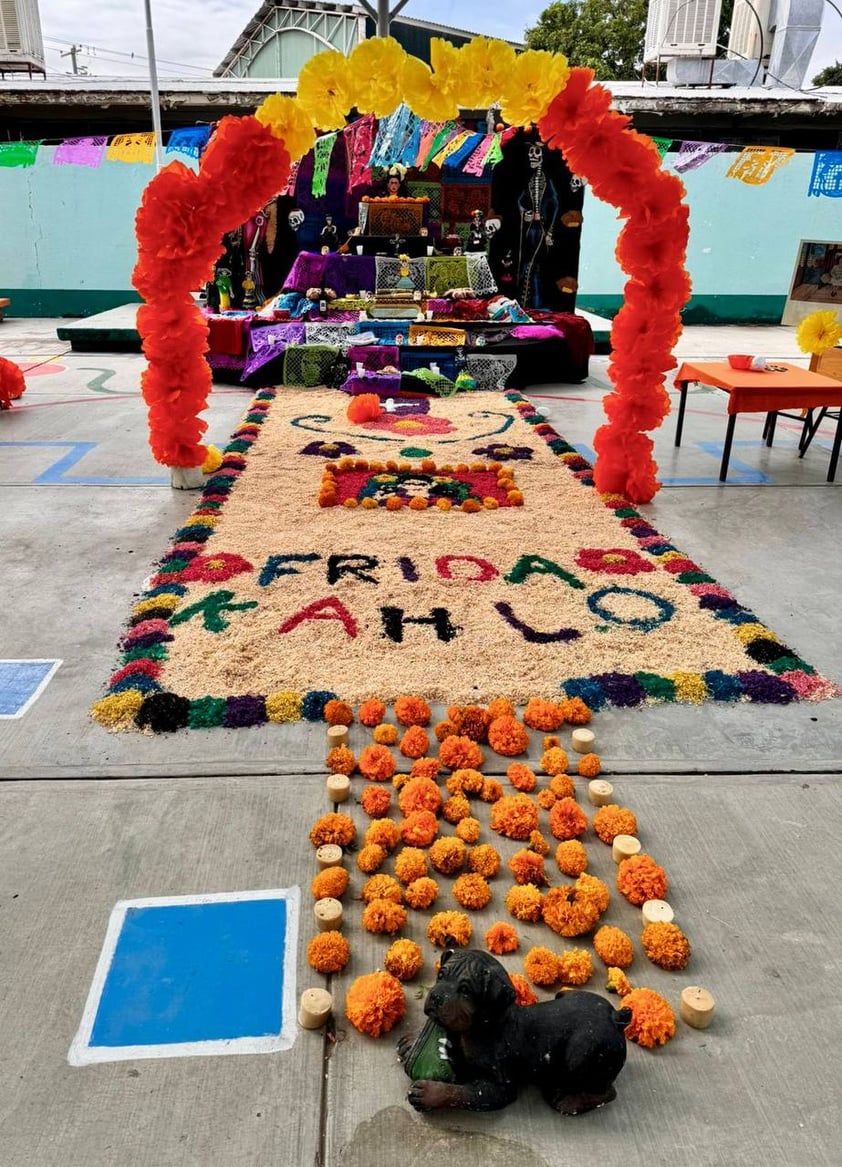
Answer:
[0,143,836,323]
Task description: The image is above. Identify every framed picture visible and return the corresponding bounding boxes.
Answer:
[782,239,842,324]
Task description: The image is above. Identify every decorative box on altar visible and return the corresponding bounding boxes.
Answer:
[360,196,427,237]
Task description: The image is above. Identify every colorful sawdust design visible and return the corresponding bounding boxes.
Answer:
[91,389,835,732]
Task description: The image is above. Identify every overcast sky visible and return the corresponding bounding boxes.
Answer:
[38,0,842,83]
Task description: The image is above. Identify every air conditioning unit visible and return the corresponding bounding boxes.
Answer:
[0,0,46,74]
[727,0,772,60]
[644,0,724,63]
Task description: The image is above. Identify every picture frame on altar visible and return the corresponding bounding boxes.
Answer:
[782,238,842,324]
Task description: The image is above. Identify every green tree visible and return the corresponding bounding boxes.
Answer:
[812,61,842,86]
[525,0,648,80]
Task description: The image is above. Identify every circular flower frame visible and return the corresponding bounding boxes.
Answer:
[134,38,689,503]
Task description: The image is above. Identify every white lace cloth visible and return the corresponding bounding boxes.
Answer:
[466,253,498,297]
[466,354,517,390]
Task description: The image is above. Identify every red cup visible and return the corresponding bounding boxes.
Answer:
[727,354,753,369]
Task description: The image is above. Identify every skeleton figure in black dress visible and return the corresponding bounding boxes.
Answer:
[517,142,560,310]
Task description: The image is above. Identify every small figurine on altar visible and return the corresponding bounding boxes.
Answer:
[320,214,340,253]
[215,267,233,311]
[467,209,487,253]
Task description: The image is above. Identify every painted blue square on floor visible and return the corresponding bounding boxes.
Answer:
[0,659,61,718]
[69,890,300,1064]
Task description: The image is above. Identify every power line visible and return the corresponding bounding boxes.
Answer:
[43,35,214,74]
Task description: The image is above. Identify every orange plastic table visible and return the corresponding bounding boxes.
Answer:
[674,360,842,482]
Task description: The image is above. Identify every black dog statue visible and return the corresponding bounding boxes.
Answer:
[399,948,631,1115]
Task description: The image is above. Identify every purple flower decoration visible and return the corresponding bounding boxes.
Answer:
[473,443,534,461]
[300,440,358,457]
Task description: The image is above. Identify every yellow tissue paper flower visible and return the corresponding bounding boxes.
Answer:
[255,94,317,161]
[348,37,407,117]
[296,50,353,130]
[796,309,842,356]
[457,38,516,109]
[500,50,570,127]
[402,53,459,122]
[200,444,223,475]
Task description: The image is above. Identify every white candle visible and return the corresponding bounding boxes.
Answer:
[314,897,343,931]
[316,844,343,869]
[299,988,334,1029]
[588,779,614,806]
[326,774,351,803]
[612,835,641,863]
[327,724,348,749]
[680,986,715,1029]
[571,728,596,753]
[641,899,674,925]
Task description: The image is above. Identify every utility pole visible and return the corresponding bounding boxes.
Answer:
[142,0,166,172]
[60,44,82,74]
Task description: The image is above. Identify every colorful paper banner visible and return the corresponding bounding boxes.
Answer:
[0,141,40,168]
[311,131,338,198]
[106,133,157,164]
[726,146,795,186]
[672,140,727,174]
[166,126,211,158]
[652,137,673,158]
[807,151,842,198]
[52,136,108,168]
[344,115,376,190]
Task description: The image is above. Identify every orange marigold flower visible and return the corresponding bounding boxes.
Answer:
[537,789,557,811]
[486,922,520,955]
[385,496,403,511]
[542,885,601,937]
[594,925,635,969]
[452,872,492,910]
[399,809,439,847]
[398,776,442,816]
[324,699,353,726]
[560,697,592,726]
[621,987,676,1048]
[446,768,484,796]
[358,744,396,782]
[394,846,428,884]
[487,697,516,720]
[310,813,355,848]
[373,723,398,745]
[524,946,562,987]
[404,876,439,909]
[593,804,637,844]
[427,910,472,948]
[429,836,467,875]
[523,698,565,731]
[467,843,501,878]
[559,948,594,986]
[555,839,588,878]
[548,773,575,799]
[577,752,602,779]
[384,938,423,981]
[358,698,386,727]
[442,794,471,823]
[507,762,537,792]
[361,874,403,905]
[490,794,539,841]
[541,746,569,776]
[481,778,504,803]
[434,720,458,742]
[357,843,387,874]
[455,705,492,743]
[394,695,431,727]
[410,757,442,781]
[607,967,633,997]
[543,735,561,750]
[509,973,538,1006]
[326,745,356,775]
[576,872,610,914]
[529,829,550,856]
[505,883,544,922]
[641,922,691,970]
[311,867,350,900]
[345,971,406,1037]
[364,818,400,852]
[360,785,392,818]
[549,797,588,841]
[455,816,481,843]
[487,715,530,757]
[439,735,484,770]
[399,725,430,759]
[508,848,546,886]
[362,897,407,934]
[617,854,668,907]
[307,931,350,973]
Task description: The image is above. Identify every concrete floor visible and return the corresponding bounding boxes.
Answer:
[1,317,840,1165]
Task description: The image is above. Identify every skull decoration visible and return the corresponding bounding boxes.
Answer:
[569,175,585,192]
[485,217,502,238]
[288,210,305,231]
[528,144,543,170]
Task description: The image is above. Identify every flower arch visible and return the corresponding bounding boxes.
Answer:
[133,38,689,503]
